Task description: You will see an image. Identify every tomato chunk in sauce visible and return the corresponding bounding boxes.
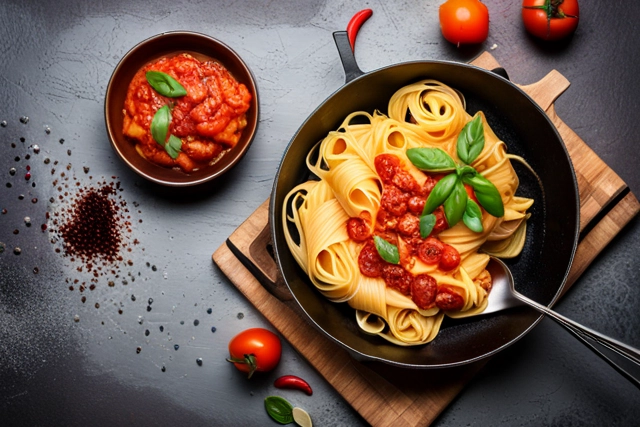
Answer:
[122,53,252,173]
[353,153,474,311]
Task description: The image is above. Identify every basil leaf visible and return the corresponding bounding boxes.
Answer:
[457,114,485,165]
[165,135,182,159]
[443,179,467,227]
[406,147,456,172]
[146,71,187,98]
[463,174,504,217]
[463,199,484,233]
[151,105,171,146]
[457,165,476,179]
[373,236,400,265]
[422,173,458,215]
[264,396,294,425]
[419,213,436,238]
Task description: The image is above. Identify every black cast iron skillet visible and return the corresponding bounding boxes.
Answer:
[269,29,579,368]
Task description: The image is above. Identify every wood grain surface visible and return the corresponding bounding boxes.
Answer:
[213,52,640,426]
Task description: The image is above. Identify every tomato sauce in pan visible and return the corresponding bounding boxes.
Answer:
[122,53,252,173]
[349,153,465,311]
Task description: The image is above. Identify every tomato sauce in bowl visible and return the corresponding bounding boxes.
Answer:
[123,53,252,173]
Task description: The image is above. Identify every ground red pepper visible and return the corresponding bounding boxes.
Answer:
[59,184,122,263]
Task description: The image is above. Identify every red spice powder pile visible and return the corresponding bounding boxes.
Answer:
[59,184,125,263]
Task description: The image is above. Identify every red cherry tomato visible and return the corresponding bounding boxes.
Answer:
[408,195,425,214]
[392,170,419,193]
[439,0,490,45]
[347,216,371,242]
[435,285,465,311]
[431,207,449,235]
[358,239,385,277]
[374,154,400,184]
[419,175,439,197]
[411,274,438,310]
[439,244,461,271]
[226,328,282,378]
[381,185,409,217]
[417,237,444,265]
[382,264,413,295]
[522,0,579,41]
[397,213,421,237]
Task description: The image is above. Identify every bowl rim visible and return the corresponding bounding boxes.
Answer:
[104,30,259,187]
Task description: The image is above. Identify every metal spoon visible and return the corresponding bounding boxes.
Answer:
[485,257,640,389]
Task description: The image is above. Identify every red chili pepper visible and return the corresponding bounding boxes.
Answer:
[346,9,373,51]
[274,375,313,396]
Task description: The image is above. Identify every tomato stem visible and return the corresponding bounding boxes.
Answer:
[226,353,258,378]
[522,0,577,19]
[522,0,577,40]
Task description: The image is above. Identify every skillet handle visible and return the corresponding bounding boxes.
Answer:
[225,201,294,302]
[490,67,509,80]
[333,31,364,83]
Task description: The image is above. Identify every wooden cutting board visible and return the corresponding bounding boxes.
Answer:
[212,52,640,426]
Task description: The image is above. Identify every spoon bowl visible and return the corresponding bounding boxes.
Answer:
[483,257,525,314]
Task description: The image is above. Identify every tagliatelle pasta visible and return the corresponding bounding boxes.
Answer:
[283,80,533,346]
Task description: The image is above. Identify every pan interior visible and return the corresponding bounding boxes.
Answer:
[271,61,578,368]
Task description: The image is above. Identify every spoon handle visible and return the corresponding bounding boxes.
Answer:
[514,292,640,389]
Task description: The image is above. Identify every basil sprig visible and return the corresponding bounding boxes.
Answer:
[408,114,504,233]
[264,396,294,425]
[457,114,485,164]
[146,71,187,97]
[443,179,467,227]
[463,199,484,233]
[373,236,400,264]
[462,173,504,217]
[150,107,182,160]
[145,71,187,160]
[420,214,436,237]
[165,135,182,160]
[406,147,456,172]
[151,105,171,145]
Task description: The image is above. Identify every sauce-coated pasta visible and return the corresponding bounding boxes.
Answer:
[283,80,532,346]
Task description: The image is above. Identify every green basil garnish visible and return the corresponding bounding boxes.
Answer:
[373,236,400,264]
[165,135,182,159]
[419,213,436,238]
[406,115,503,234]
[443,179,467,227]
[151,105,171,146]
[463,174,504,217]
[463,198,484,233]
[146,71,187,98]
[457,114,485,165]
[406,147,456,172]
[264,396,294,425]
[422,173,458,215]
[456,165,476,179]
[150,105,183,159]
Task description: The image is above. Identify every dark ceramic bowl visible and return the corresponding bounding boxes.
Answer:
[105,31,259,186]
